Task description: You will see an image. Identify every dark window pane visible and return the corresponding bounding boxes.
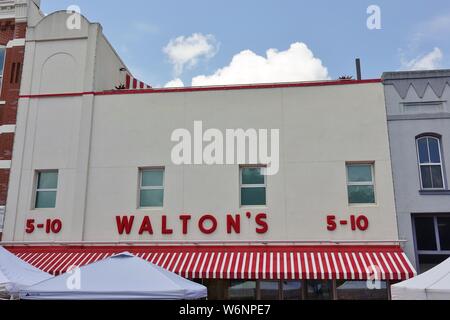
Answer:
[438,217,450,250]
[415,217,437,251]
[141,170,164,187]
[417,138,429,163]
[418,254,449,273]
[260,281,280,300]
[0,48,4,75]
[241,187,266,206]
[228,280,256,300]
[282,281,303,300]
[428,138,441,163]
[140,189,164,207]
[306,280,332,300]
[348,185,375,204]
[37,171,58,189]
[35,191,57,209]
[347,165,372,182]
[431,166,444,189]
[420,166,433,189]
[336,280,388,300]
[203,280,228,300]
[241,167,264,185]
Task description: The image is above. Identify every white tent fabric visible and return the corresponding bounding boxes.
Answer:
[0,246,52,296]
[392,257,450,300]
[20,252,207,300]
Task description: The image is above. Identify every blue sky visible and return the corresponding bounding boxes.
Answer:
[41,0,450,87]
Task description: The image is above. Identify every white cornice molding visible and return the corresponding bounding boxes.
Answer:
[0,1,15,19]
[6,38,24,47]
[0,124,16,134]
[0,0,35,22]
[0,160,11,169]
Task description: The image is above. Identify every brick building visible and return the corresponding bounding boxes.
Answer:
[0,0,42,238]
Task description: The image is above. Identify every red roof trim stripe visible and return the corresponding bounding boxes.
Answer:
[19,79,381,99]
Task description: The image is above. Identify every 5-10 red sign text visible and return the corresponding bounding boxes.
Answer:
[326,215,369,231]
[26,219,62,234]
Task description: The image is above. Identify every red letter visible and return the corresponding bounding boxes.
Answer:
[51,219,63,234]
[198,214,218,234]
[179,215,192,235]
[138,216,153,235]
[26,219,35,234]
[226,214,241,234]
[116,216,135,235]
[161,215,173,235]
[356,215,369,231]
[255,213,268,234]
[327,215,337,231]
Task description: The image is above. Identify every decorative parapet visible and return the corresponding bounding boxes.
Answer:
[382,69,450,99]
[0,0,40,22]
[0,1,15,19]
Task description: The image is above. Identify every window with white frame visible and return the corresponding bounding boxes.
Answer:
[139,168,164,208]
[240,166,266,206]
[416,136,445,190]
[35,171,58,209]
[346,163,375,204]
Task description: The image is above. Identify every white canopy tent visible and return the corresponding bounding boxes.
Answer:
[392,257,450,300]
[20,252,207,300]
[0,246,52,298]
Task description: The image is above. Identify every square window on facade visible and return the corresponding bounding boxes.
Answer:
[240,167,266,206]
[346,164,375,204]
[139,168,164,208]
[35,171,58,209]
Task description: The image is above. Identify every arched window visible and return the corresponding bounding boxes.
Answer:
[416,135,445,190]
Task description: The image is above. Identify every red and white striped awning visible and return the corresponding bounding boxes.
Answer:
[7,245,416,281]
[124,72,152,90]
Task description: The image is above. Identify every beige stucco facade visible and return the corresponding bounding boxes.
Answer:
[2,12,399,245]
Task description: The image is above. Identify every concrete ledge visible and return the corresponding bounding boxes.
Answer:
[419,190,450,196]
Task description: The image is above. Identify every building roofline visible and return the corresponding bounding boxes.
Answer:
[19,78,381,99]
[382,69,450,81]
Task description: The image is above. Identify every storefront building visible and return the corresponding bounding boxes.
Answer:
[0,11,416,299]
[383,70,450,273]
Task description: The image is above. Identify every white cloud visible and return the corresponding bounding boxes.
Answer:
[401,47,443,71]
[164,78,185,88]
[191,42,329,86]
[163,33,219,76]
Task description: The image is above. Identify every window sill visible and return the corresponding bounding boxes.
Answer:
[137,207,164,211]
[240,205,268,210]
[419,190,450,195]
[30,208,57,212]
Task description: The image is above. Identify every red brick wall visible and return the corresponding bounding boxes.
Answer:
[1,45,24,124]
[0,168,9,209]
[0,20,27,220]
[0,20,15,46]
